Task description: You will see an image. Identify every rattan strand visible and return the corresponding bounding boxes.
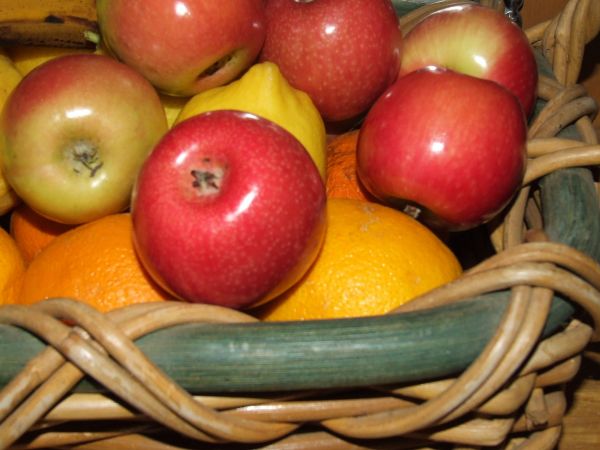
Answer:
[0,302,297,447]
[527,137,585,157]
[1,250,592,446]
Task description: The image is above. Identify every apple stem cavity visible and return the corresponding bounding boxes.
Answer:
[191,161,225,196]
[68,140,103,177]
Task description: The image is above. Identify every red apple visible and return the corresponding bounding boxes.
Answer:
[399,4,538,117]
[131,110,327,309]
[96,0,266,97]
[0,54,168,225]
[357,67,527,231]
[259,0,402,123]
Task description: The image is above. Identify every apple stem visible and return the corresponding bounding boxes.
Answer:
[403,204,422,220]
[191,167,224,195]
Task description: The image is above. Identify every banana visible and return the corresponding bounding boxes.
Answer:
[0,171,19,217]
[0,49,21,94]
[0,0,98,49]
[0,49,21,215]
[0,0,96,22]
[8,45,98,76]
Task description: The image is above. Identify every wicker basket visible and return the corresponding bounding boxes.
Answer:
[1,0,600,448]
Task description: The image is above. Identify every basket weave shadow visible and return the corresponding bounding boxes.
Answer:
[1,0,600,449]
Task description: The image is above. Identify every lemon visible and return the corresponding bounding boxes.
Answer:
[175,62,327,179]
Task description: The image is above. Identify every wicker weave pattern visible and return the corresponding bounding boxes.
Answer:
[1,1,599,448]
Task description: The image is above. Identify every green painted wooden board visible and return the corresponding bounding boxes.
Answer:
[0,26,598,395]
[0,294,578,394]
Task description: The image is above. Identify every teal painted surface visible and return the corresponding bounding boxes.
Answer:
[392,0,458,16]
[0,293,575,393]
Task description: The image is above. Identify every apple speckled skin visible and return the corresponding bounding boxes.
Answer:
[259,0,402,123]
[131,110,327,309]
[0,54,168,224]
[357,67,528,231]
[400,4,538,118]
[96,0,266,96]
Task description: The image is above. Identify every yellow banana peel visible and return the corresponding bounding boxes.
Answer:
[0,50,21,215]
[7,45,99,76]
[0,174,20,216]
[0,50,22,98]
[0,0,98,48]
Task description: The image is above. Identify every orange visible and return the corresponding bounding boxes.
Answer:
[326,130,374,201]
[18,213,172,312]
[255,198,462,321]
[0,226,26,305]
[10,204,74,264]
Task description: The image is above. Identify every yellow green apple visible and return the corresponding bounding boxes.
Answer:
[0,54,168,224]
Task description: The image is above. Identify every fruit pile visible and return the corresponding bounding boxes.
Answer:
[0,1,538,320]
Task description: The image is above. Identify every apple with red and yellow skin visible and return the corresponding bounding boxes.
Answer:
[0,54,168,225]
[96,0,266,97]
[357,67,527,231]
[399,4,538,118]
[259,0,402,123]
[131,110,327,309]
